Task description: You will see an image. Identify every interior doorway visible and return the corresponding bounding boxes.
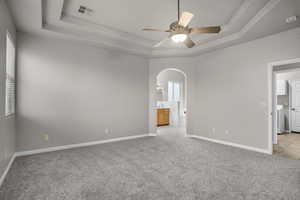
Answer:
[270,58,300,159]
[155,68,187,136]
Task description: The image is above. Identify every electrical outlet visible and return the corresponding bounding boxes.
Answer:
[225,130,229,134]
[105,128,109,134]
[43,134,49,141]
[286,16,298,24]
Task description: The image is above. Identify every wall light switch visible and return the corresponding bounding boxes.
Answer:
[105,128,109,134]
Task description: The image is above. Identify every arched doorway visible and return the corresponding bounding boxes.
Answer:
[155,68,187,135]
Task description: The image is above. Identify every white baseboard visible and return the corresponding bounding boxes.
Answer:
[16,134,153,157]
[0,134,154,188]
[148,133,157,136]
[0,154,16,188]
[1,134,269,187]
[187,134,272,155]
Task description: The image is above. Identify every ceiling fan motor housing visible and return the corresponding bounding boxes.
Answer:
[142,0,221,48]
[170,21,189,34]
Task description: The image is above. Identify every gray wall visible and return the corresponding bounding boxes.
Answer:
[193,27,300,151]
[16,33,149,151]
[15,27,300,154]
[0,0,16,179]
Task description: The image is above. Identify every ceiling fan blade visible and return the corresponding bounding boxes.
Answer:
[178,12,194,27]
[154,38,169,48]
[190,26,221,34]
[142,28,171,32]
[184,36,195,48]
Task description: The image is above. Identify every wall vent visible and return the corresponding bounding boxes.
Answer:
[78,6,93,14]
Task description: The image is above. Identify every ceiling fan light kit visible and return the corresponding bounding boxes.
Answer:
[171,33,187,43]
[142,0,221,48]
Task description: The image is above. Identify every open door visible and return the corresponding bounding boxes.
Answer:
[290,80,300,132]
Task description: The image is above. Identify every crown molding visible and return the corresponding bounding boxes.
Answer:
[58,0,255,47]
[151,0,281,57]
[53,0,260,47]
[61,14,155,48]
[42,23,152,57]
[39,0,282,57]
[240,0,280,34]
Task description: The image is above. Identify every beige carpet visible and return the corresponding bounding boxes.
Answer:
[273,133,300,160]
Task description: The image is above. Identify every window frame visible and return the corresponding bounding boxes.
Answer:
[168,81,181,102]
[4,30,16,117]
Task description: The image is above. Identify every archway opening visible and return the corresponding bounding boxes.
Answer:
[155,68,187,135]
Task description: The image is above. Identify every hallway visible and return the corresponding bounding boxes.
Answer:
[157,116,186,136]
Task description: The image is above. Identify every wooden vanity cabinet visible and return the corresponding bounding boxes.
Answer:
[157,108,170,126]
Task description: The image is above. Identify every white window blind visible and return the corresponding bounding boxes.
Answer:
[168,81,181,102]
[5,32,15,116]
[168,81,173,101]
[173,82,180,101]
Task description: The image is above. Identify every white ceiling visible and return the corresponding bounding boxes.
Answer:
[63,0,244,41]
[7,0,300,57]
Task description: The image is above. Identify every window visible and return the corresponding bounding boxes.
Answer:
[168,81,181,101]
[168,81,173,101]
[173,82,180,101]
[5,32,15,116]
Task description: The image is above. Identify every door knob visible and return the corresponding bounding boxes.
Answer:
[291,108,296,111]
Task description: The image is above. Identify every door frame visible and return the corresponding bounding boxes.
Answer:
[288,80,292,133]
[288,79,300,133]
[153,68,188,135]
[268,58,300,153]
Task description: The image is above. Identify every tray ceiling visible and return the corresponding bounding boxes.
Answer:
[62,0,244,41]
[7,0,300,57]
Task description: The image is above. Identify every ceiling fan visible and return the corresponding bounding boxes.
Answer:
[142,0,221,48]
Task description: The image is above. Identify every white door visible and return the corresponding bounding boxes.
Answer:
[291,80,300,132]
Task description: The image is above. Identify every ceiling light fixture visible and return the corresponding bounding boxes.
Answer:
[142,0,221,48]
[171,33,187,43]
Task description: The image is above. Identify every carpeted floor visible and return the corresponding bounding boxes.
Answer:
[0,129,300,200]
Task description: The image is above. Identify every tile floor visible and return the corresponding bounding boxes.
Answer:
[273,133,300,160]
